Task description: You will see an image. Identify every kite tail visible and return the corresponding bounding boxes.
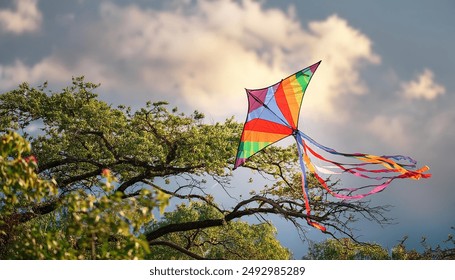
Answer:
[295,132,327,232]
[296,130,431,201]
[293,129,431,232]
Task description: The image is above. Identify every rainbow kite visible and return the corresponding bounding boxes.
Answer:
[234,61,431,232]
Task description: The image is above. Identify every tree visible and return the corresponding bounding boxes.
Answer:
[305,238,389,260]
[0,78,392,259]
[305,233,455,260]
[391,233,455,260]
[1,131,166,259]
[0,132,288,260]
[0,131,57,257]
[146,202,291,259]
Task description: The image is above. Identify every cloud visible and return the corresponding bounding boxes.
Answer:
[0,56,113,91]
[0,58,67,88]
[96,2,381,120]
[301,15,381,121]
[0,0,42,34]
[400,69,445,100]
[0,1,380,121]
[366,115,412,150]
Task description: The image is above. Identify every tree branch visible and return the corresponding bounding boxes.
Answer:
[149,240,207,260]
[59,169,102,188]
[145,195,321,242]
[143,179,225,214]
[116,172,150,194]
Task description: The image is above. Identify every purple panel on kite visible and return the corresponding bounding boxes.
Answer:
[247,88,267,112]
[246,86,289,127]
[235,158,246,168]
[309,61,321,74]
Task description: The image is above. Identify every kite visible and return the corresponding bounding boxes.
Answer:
[233,61,431,232]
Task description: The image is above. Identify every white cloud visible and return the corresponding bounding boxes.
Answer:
[0,58,67,88]
[95,2,381,120]
[0,56,112,90]
[0,0,42,34]
[367,115,412,149]
[0,1,380,121]
[300,15,381,121]
[400,69,445,100]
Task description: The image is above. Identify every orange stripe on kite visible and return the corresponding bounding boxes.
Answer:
[274,83,296,129]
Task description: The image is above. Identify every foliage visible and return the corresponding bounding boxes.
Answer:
[0,131,58,255]
[0,132,287,260]
[305,234,455,260]
[146,202,291,259]
[391,233,455,260]
[1,132,169,259]
[0,78,238,182]
[0,78,396,259]
[305,238,389,260]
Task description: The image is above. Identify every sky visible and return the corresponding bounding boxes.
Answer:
[1,0,454,258]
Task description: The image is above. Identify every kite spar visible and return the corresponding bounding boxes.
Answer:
[233,61,431,232]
